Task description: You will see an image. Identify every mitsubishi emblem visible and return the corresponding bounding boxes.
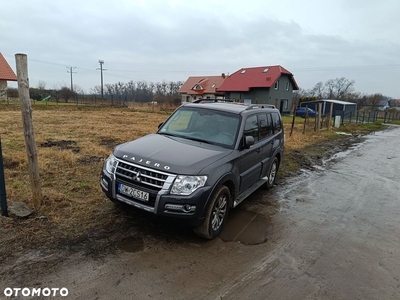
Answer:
[134,171,142,182]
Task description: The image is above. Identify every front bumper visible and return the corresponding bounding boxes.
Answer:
[100,170,212,225]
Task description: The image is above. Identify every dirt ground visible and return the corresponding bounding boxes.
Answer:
[0,132,367,292]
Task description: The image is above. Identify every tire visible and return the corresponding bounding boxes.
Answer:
[265,157,279,189]
[194,185,230,239]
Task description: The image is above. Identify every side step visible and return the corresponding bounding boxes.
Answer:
[233,176,268,208]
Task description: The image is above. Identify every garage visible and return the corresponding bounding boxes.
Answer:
[299,99,357,118]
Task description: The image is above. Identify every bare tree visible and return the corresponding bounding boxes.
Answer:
[323,77,355,100]
[91,85,102,95]
[310,81,325,99]
[37,80,46,90]
[59,87,77,103]
[292,88,309,106]
[366,93,384,110]
[73,84,84,95]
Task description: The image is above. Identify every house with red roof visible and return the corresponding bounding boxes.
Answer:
[388,99,400,108]
[217,65,299,113]
[0,52,17,99]
[178,74,227,102]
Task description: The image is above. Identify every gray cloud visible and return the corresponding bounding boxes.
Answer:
[2,0,400,97]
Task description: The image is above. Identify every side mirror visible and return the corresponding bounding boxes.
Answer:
[158,122,164,129]
[243,136,254,149]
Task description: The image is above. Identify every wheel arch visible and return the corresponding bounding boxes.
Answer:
[199,173,237,218]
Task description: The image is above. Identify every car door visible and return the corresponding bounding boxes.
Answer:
[239,114,262,193]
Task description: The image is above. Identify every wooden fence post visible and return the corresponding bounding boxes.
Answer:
[328,102,333,130]
[290,103,296,136]
[316,103,322,132]
[15,54,43,208]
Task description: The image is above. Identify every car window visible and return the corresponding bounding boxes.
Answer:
[167,110,193,131]
[259,114,272,140]
[271,112,282,133]
[244,115,259,142]
[158,107,240,148]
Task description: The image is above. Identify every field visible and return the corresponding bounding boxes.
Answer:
[0,103,385,258]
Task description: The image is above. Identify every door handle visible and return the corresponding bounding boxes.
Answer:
[256,148,261,153]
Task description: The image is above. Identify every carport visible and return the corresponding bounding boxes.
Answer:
[300,99,357,117]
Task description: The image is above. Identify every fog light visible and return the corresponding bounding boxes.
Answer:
[183,204,196,212]
[165,204,196,213]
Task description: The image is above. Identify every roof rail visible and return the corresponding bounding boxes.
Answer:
[245,104,276,110]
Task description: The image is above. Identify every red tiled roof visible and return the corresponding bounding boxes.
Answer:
[0,53,17,81]
[217,65,299,92]
[179,75,227,95]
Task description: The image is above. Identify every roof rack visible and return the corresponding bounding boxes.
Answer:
[193,98,234,103]
[245,104,276,110]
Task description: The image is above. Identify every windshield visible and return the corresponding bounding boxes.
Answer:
[158,107,240,148]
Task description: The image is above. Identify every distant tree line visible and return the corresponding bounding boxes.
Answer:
[6,80,184,104]
[90,80,184,104]
[293,77,392,111]
[7,86,78,103]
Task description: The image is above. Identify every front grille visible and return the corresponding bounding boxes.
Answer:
[115,161,169,190]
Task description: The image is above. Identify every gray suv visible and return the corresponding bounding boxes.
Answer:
[100,102,284,239]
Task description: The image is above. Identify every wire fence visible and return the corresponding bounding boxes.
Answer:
[335,110,400,125]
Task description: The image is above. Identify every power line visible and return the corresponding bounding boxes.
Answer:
[96,60,107,100]
[66,66,77,92]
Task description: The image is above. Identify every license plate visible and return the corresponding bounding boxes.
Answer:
[118,183,149,201]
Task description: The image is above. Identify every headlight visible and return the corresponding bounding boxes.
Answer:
[105,154,117,174]
[170,175,207,195]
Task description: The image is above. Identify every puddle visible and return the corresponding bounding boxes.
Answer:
[118,237,144,253]
[220,210,272,245]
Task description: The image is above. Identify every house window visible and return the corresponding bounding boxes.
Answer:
[263,68,269,73]
[283,99,288,109]
[211,84,216,88]
[274,80,279,90]
[241,70,246,74]
[286,82,290,91]
[193,84,203,90]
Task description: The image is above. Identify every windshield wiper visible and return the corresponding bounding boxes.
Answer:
[158,132,176,137]
[182,136,216,145]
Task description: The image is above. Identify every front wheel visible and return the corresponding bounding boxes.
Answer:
[265,157,279,189]
[194,185,230,239]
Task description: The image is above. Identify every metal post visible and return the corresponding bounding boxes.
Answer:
[0,137,8,217]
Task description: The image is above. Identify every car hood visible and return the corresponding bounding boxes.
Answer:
[113,134,232,175]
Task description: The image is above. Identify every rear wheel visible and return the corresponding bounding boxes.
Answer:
[194,185,230,239]
[265,157,279,189]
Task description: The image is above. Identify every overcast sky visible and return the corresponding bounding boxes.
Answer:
[2,0,400,97]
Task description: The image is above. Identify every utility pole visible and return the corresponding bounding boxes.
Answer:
[66,66,76,92]
[97,60,106,100]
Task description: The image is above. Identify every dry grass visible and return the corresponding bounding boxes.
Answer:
[0,104,384,236]
[0,105,169,233]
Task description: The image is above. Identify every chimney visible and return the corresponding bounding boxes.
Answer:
[222,73,226,79]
